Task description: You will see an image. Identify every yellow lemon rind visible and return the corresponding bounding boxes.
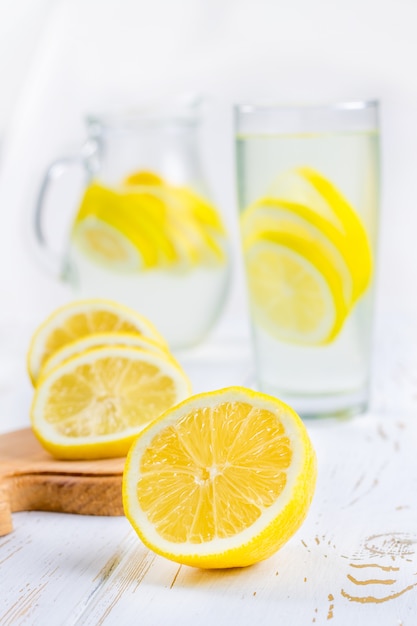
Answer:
[37,331,171,386]
[296,166,373,295]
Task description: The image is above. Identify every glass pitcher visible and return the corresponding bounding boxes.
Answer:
[33,98,230,349]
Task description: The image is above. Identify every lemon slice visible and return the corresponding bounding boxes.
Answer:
[31,346,192,459]
[27,299,167,385]
[38,332,170,383]
[123,385,317,569]
[72,216,142,272]
[241,199,354,306]
[268,167,372,298]
[123,170,228,266]
[124,169,226,233]
[124,170,165,186]
[244,232,348,344]
[173,186,226,235]
[74,183,178,269]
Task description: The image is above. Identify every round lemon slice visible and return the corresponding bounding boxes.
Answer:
[241,199,354,306]
[27,298,168,385]
[38,332,170,383]
[267,167,373,298]
[123,170,228,267]
[244,232,348,345]
[31,346,192,459]
[123,385,317,569]
[72,216,142,272]
[74,184,159,269]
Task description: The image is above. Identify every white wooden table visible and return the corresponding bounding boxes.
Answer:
[0,314,416,625]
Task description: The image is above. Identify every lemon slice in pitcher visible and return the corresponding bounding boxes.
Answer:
[72,216,143,271]
[123,170,228,266]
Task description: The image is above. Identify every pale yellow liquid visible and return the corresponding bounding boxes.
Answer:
[236,131,379,416]
[64,181,230,350]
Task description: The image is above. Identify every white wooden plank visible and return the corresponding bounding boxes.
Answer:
[1,313,417,624]
[2,412,414,625]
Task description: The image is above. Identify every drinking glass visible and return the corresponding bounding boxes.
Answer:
[235,101,380,418]
[33,98,230,349]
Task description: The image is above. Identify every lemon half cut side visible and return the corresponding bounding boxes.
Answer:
[123,386,317,569]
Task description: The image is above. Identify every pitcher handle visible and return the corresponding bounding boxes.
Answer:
[33,141,98,277]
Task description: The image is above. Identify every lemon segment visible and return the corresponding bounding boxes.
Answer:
[123,386,317,569]
[31,346,192,460]
[27,298,168,385]
[243,233,348,345]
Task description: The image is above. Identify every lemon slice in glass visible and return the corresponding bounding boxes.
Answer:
[241,199,354,306]
[267,167,373,298]
[244,231,348,345]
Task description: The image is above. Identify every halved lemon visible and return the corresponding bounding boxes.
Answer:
[244,232,348,345]
[123,386,317,569]
[27,299,167,385]
[38,332,170,384]
[31,346,192,459]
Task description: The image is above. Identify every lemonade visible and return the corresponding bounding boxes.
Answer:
[235,104,379,417]
[33,100,230,351]
[64,176,230,349]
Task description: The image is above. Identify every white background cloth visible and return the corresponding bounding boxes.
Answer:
[0,0,416,361]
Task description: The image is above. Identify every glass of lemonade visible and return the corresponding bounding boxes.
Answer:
[33,97,230,349]
[235,101,380,418]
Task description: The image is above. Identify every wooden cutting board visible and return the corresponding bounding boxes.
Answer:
[0,428,126,536]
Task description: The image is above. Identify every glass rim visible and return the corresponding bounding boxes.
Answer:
[234,99,379,115]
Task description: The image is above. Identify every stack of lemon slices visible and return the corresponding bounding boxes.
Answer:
[28,299,192,459]
[72,171,228,273]
[240,167,373,346]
